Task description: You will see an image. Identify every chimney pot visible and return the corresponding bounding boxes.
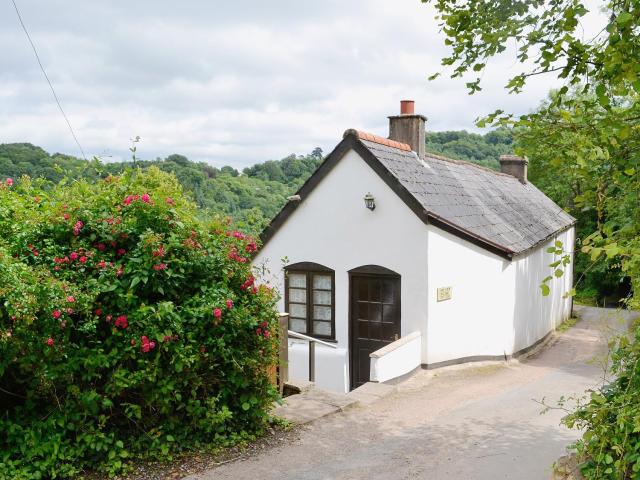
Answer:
[499,154,528,184]
[389,100,426,157]
[400,100,415,115]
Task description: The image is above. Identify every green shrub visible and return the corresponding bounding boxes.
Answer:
[0,168,279,479]
[563,324,640,479]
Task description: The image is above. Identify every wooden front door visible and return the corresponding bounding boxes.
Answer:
[349,270,401,390]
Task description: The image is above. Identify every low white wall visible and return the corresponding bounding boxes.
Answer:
[369,331,421,383]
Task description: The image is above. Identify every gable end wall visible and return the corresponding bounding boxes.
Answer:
[254,147,428,392]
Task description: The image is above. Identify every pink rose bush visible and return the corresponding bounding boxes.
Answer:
[0,168,278,478]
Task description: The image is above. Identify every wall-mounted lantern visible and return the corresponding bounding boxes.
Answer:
[364,192,376,211]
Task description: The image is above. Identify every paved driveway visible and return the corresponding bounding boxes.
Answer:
[187,306,637,480]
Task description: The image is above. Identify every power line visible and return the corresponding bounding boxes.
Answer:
[11,0,86,160]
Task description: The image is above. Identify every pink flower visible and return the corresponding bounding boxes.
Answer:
[152,263,167,271]
[66,308,73,315]
[117,248,126,256]
[63,213,70,221]
[141,193,150,203]
[163,335,172,343]
[79,256,87,263]
[131,339,137,346]
[264,330,270,338]
[6,331,12,338]
[66,296,75,303]
[106,314,112,323]
[114,315,128,329]
[70,252,78,261]
[46,338,54,346]
[98,260,106,269]
[245,242,257,253]
[213,308,222,319]
[141,335,156,353]
[95,308,102,316]
[261,321,268,328]
[97,243,106,251]
[166,197,175,205]
[240,276,255,290]
[152,246,165,258]
[53,310,61,319]
[226,299,233,309]
[72,220,84,236]
[5,178,13,187]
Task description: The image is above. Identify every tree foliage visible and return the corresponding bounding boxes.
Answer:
[518,91,636,305]
[424,0,640,99]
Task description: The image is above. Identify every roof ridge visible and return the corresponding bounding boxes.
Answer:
[423,150,516,179]
[344,129,412,152]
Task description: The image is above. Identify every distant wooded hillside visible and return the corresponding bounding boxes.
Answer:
[425,128,514,170]
[0,130,512,232]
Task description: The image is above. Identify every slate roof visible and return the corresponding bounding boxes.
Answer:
[358,135,575,255]
[260,129,575,259]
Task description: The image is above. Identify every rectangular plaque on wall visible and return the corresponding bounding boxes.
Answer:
[437,287,452,302]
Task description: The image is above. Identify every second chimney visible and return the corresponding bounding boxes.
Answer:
[499,154,528,183]
[388,100,426,157]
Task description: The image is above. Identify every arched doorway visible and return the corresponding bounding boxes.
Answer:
[348,265,401,390]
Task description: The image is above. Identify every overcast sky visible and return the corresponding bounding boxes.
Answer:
[0,1,599,168]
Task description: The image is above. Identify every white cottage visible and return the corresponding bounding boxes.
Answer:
[254,101,575,393]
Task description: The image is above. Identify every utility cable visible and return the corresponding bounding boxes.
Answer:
[11,0,86,159]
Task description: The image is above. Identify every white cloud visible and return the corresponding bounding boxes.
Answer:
[0,0,606,167]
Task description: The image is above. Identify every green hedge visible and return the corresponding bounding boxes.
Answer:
[0,168,279,478]
[564,323,640,479]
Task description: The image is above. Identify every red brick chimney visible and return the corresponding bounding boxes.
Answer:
[388,100,426,157]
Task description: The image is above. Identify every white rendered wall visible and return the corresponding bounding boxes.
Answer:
[425,226,514,364]
[425,225,575,365]
[512,226,575,352]
[254,148,429,393]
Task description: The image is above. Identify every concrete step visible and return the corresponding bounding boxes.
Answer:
[274,381,396,425]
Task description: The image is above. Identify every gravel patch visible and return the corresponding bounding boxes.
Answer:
[83,425,302,480]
